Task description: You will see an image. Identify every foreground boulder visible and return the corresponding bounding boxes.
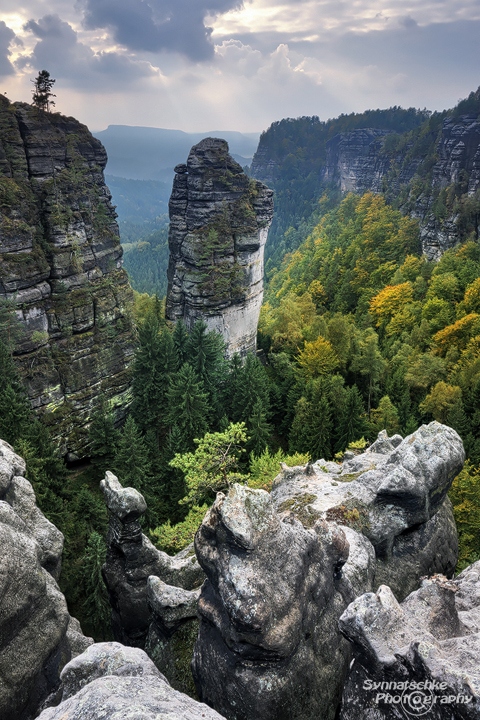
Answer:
[193,483,353,720]
[0,440,92,720]
[192,423,464,720]
[145,578,201,697]
[338,565,480,719]
[37,642,227,720]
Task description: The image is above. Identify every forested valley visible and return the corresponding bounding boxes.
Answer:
[1,93,480,644]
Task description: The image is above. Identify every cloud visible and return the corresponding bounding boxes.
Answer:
[20,14,159,88]
[0,21,18,77]
[399,15,418,29]
[79,0,244,62]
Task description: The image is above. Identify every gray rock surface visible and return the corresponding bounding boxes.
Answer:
[145,578,201,696]
[165,137,273,357]
[193,483,353,720]
[0,440,92,720]
[338,566,480,719]
[323,128,394,194]
[0,96,134,459]
[324,115,480,260]
[0,439,63,578]
[192,423,464,720]
[101,472,204,648]
[271,422,463,594]
[37,642,227,720]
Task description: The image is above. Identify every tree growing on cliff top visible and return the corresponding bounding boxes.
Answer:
[31,70,56,112]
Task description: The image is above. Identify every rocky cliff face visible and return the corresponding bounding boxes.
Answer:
[339,566,480,719]
[323,128,393,194]
[101,472,204,644]
[252,109,480,261]
[324,114,480,260]
[0,97,135,459]
[191,423,463,720]
[0,438,92,720]
[165,138,273,357]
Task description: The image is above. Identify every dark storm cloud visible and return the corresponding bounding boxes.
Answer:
[0,22,18,77]
[80,0,243,61]
[21,14,157,88]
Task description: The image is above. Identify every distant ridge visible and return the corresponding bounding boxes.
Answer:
[94,125,260,181]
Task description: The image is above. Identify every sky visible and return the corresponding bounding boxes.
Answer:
[0,0,479,133]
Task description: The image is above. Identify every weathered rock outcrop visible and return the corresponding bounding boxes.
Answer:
[324,114,480,260]
[101,471,204,650]
[165,137,273,357]
[37,642,227,720]
[271,422,461,600]
[191,423,464,720]
[251,98,480,260]
[0,439,92,720]
[338,565,480,719]
[0,96,135,458]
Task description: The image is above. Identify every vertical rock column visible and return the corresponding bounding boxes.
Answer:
[165,137,273,357]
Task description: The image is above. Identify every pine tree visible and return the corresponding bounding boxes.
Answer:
[290,392,333,460]
[173,320,189,366]
[187,320,227,423]
[31,70,56,112]
[81,531,112,640]
[246,399,272,456]
[88,399,118,475]
[170,422,248,506]
[229,352,270,424]
[112,416,152,493]
[446,399,471,439]
[334,385,366,453]
[131,318,178,436]
[165,364,210,449]
[0,343,32,446]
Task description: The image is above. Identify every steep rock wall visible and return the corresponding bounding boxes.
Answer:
[165,138,273,357]
[324,115,480,260]
[252,111,480,260]
[0,97,134,459]
[0,438,92,720]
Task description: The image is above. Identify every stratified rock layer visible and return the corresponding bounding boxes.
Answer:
[0,96,134,458]
[192,423,464,720]
[165,137,273,357]
[37,642,227,720]
[0,439,92,720]
[338,566,480,719]
[334,116,480,261]
[252,108,480,260]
